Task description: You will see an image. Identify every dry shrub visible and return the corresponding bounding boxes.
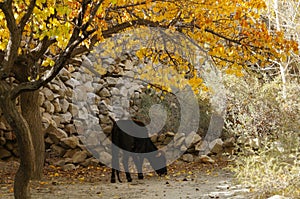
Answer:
[224,74,300,198]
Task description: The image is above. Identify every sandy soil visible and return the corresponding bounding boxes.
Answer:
[0,159,250,199]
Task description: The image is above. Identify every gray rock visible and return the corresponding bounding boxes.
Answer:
[110,87,120,96]
[78,107,89,120]
[59,67,71,81]
[182,154,194,162]
[185,131,197,147]
[92,83,103,93]
[52,115,62,127]
[124,70,134,78]
[74,87,87,101]
[43,101,55,113]
[223,137,235,146]
[99,115,111,124]
[0,148,12,159]
[174,137,185,148]
[166,132,175,137]
[195,155,215,164]
[62,163,76,171]
[40,107,45,113]
[106,77,118,86]
[52,98,62,113]
[72,151,87,163]
[121,99,130,108]
[49,83,61,93]
[84,73,93,82]
[98,151,112,165]
[99,88,111,97]
[68,103,79,117]
[83,130,102,146]
[163,136,173,145]
[102,125,112,134]
[71,71,82,80]
[209,139,224,154]
[52,79,68,97]
[87,92,100,104]
[42,87,55,101]
[65,124,77,135]
[192,134,202,145]
[60,137,79,149]
[83,81,94,93]
[124,60,133,70]
[98,101,110,115]
[65,78,81,88]
[38,92,45,106]
[180,145,188,152]
[60,112,72,124]
[101,138,111,147]
[89,158,101,167]
[60,98,70,113]
[47,125,68,144]
[63,148,81,158]
[53,159,66,167]
[73,120,84,134]
[119,87,128,97]
[90,105,99,115]
[45,137,54,145]
[174,132,185,141]
[50,144,66,157]
[158,134,166,143]
[150,134,158,143]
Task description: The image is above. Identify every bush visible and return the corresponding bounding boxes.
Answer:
[224,74,300,198]
[131,87,212,135]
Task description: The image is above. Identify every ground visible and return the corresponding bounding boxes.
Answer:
[0,158,251,199]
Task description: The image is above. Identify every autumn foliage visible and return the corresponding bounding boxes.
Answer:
[1,0,298,81]
[0,0,299,199]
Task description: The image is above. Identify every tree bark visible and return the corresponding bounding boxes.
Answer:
[0,81,35,199]
[21,90,45,180]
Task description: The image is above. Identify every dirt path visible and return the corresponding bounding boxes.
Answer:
[0,160,250,199]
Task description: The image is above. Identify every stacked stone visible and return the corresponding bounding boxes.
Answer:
[0,55,236,167]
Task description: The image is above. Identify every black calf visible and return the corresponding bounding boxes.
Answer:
[110,119,167,183]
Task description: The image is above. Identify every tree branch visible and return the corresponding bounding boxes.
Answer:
[31,37,57,61]
[204,28,242,45]
[10,0,102,99]
[0,0,21,74]
[82,0,104,33]
[19,0,36,31]
[102,18,162,38]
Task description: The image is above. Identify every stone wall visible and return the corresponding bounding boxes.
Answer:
[0,57,234,168]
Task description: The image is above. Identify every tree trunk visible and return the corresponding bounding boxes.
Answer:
[21,90,45,180]
[0,81,35,199]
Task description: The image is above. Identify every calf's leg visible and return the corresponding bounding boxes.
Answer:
[132,155,144,179]
[123,152,132,182]
[111,168,116,183]
[111,144,122,183]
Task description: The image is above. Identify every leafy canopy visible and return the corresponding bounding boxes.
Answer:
[0,0,298,94]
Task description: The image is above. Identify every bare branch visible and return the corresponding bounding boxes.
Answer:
[11,23,97,99]
[204,28,243,46]
[102,19,162,38]
[19,0,36,31]
[0,1,21,74]
[31,37,57,61]
[108,0,166,10]
[82,0,104,33]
